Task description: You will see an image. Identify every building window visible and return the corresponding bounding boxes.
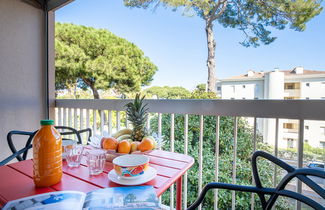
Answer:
[306,97,310,100]
[217,86,221,91]
[320,142,325,149]
[306,83,310,87]
[283,123,294,129]
[243,85,246,88]
[284,83,300,90]
[321,127,325,135]
[305,126,309,130]
[287,139,294,149]
[254,97,259,100]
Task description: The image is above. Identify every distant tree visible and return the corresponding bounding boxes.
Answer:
[144,86,191,99]
[124,193,137,204]
[124,0,323,92]
[55,23,158,99]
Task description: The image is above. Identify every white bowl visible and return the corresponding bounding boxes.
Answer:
[113,155,149,179]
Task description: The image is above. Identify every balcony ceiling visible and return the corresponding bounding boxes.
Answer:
[24,0,74,11]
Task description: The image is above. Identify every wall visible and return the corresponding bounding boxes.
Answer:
[0,0,46,161]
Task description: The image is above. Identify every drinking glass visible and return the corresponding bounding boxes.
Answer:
[85,149,106,175]
[65,144,84,167]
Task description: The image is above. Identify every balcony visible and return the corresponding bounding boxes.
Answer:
[55,99,325,209]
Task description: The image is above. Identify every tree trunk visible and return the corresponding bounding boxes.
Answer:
[90,86,100,99]
[205,20,217,92]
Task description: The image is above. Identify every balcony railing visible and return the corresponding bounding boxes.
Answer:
[55,99,325,210]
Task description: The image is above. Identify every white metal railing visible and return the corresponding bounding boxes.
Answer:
[55,99,325,210]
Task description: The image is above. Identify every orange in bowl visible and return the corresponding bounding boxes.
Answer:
[117,140,131,154]
[101,137,118,150]
[113,154,149,179]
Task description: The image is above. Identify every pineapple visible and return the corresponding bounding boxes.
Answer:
[125,93,149,141]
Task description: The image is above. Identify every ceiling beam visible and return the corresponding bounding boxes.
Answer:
[47,0,74,11]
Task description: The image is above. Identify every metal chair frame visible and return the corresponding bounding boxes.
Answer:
[3,126,92,164]
[187,151,325,210]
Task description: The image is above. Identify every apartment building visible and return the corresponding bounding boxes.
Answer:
[216,67,325,149]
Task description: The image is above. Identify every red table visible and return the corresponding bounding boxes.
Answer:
[0,149,194,210]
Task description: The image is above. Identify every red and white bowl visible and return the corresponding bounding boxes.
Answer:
[112,154,149,179]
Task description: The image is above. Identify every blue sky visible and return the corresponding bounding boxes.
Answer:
[56,0,325,90]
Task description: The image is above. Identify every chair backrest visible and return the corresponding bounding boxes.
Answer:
[55,126,92,144]
[7,130,37,162]
[187,151,325,210]
[252,151,325,209]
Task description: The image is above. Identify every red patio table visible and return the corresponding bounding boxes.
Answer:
[0,148,194,210]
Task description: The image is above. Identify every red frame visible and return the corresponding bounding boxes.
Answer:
[0,148,194,210]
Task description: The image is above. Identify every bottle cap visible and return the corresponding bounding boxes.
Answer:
[40,119,54,125]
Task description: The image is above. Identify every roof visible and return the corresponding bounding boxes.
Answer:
[223,68,325,81]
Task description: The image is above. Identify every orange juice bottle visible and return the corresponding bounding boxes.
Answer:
[33,119,62,187]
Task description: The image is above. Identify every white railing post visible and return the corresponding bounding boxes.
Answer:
[116,111,121,131]
[93,109,97,135]
[232,117,238,210]
[214,116,220,210]
[170,113,175,210]
[251,117,257,210]
[198,115,204,210]
[184,114,189,209]
[296,119,304,210]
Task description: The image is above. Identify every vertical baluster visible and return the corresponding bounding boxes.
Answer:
[116,111,121,131]
[125,112,129,128]
[55,108,58,125]
[251,117,257,210]
[63,108,67,126]
[68,108,72,139]
[93,109,97,135]
[232,117,238,210]
[100,110,104,136]
[214,116,220,210]
[158,113,163,205]
[198,115,204,210]
[58,108,62,126]
[86,109,90,140]
[158,113,162,147]
[80,109,84,144]
[108,111,112,135]
[184,114,189,209]
[170,113,175,210]
[74,108,78,130]
[146,113,151,131]
[274,118,279,187]
[296,119,304,210]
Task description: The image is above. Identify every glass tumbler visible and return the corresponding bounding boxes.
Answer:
[65,144,84,167]
[86,149,106,175]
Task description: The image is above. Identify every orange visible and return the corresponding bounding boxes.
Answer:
[138,138,154,152]
[117,140,131,154]
[102,137,118,150]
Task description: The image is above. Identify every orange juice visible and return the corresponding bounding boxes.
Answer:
[33,120,62,187]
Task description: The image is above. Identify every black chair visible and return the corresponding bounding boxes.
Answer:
[2,127,92,164]
[55,126,92,144]
[188,151,325,210]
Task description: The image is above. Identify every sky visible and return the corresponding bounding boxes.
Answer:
[56,0,325,90]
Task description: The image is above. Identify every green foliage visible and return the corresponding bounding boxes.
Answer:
[150,114,289,209]
[144,86,191,99]
[55,23,158,98]
[124,0,323,47]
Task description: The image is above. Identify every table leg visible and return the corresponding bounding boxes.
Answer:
[176,176,182,210]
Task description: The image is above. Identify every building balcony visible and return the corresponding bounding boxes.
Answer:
[54,99,325,209]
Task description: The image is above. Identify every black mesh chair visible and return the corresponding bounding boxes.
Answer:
[1,127,92,165]
[188,151,325,210]
[55,126,92,144]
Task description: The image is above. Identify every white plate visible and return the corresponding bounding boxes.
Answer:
[108,166,157,186]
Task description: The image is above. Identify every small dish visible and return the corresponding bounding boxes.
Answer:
[108,166,157,185]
